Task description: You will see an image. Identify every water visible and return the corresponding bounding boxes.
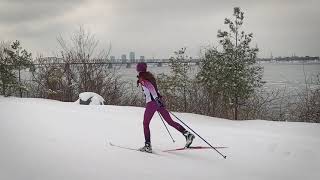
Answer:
[261,62,320,92]
[20,61,320,95]
[117,62,320,93]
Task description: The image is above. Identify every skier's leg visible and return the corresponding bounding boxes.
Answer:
[157,107,186,133]
[158,107,195,147]
[143,101,157,143]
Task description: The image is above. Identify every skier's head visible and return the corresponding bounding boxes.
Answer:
[136,62,147,73]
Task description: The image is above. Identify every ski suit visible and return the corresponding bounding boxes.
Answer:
[138,77,186,143]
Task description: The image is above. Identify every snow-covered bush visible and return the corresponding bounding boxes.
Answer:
[75,92,105,105]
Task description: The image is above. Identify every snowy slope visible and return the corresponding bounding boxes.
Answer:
[0,96,319,180]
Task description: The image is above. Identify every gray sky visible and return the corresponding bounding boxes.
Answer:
[1,0,319,59]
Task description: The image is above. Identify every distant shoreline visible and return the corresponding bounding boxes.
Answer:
[258,60,320,65]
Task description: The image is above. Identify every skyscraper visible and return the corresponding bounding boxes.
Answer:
[129,52,135,63]
[110,56,115,62]
[140,56,145,62]
[121,54,127,63]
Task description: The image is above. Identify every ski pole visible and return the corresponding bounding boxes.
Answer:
[158,112,175,143]
[169,111,227,159]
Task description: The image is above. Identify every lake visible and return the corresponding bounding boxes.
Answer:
[19,61,320,97]
[117,61,320,94]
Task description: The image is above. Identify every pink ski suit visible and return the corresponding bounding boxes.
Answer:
[138,77,186,143]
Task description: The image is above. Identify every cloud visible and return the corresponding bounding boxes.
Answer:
[0,0,319,58]
[0,0,87,24]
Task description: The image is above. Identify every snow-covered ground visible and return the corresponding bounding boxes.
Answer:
[0,96,319,180]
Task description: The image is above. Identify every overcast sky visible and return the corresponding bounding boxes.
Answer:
[1,0,319,59]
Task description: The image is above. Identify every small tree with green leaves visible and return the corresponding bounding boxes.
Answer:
[0,40,33,96]
[157,48,192,112]
[197,7,264,120]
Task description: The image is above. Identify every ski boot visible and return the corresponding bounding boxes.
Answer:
[138,142,152,153]
[183,131,195,148]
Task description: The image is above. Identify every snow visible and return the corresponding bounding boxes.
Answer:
[0,96,319,180]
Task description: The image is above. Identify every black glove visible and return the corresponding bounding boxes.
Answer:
[136,75,140,87]
[155,97,165,108]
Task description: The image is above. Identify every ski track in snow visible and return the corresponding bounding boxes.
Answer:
[0,96,319,180]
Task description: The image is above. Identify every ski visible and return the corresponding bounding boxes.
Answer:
[108,142,159,155]
[109,142,227,154]
[109,142,138,151]
[162,146,227,152]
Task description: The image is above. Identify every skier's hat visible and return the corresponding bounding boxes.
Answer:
[136,62,147,72]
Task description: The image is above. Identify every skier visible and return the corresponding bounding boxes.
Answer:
[136,62,195,153]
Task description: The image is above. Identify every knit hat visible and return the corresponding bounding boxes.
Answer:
[136,62,147,72]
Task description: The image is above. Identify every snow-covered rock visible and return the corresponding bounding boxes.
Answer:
[75,92,105,105]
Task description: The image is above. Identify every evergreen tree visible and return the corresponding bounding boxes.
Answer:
[0,40,33,96]
[197,7,264,120]
[157,48,192,112]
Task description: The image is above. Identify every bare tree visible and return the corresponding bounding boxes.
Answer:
[30,26,125,104]
[293,72,320,123]
[56,26,119,101]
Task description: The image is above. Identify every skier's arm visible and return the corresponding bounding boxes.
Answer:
[140,79,158,99]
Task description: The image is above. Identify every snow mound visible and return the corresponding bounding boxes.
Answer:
[75,92,105,105]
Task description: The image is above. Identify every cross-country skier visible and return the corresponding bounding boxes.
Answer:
[136,62,195,153]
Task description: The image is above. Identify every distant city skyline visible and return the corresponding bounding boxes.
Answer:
[109,51,320,61]
[1,0,320,58]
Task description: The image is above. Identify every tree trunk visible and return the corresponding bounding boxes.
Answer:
[19,66,22,97]
[0,70,5,95]
[2,83,5,96]
[65,63,73,102]
[234,96,239,120]
[183,86,187,112]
